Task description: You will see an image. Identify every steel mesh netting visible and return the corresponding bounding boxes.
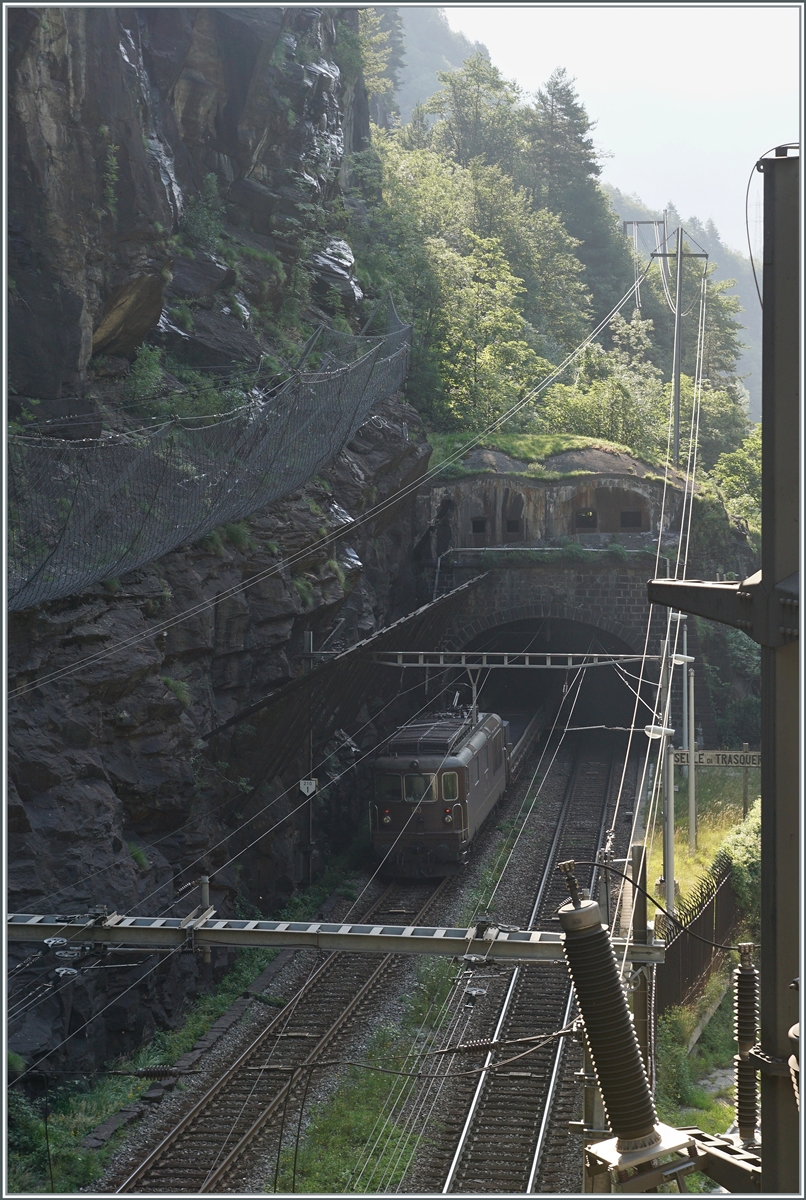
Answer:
[8,309,410,611]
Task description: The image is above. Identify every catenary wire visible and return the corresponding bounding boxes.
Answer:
[9,267,653,702]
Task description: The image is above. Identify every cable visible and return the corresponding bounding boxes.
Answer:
[31,661,458,913]
[569,863,741,950]
[9,947,184,1087]
[9,268,652,702]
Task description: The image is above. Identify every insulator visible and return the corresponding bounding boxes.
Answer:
[734,1054,758,1139]
[559,898,660,1153]
[734,958,759,1050]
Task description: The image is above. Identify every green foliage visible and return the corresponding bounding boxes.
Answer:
[656,1007,697,1108]
[8,1050,27,1077]
[161,676,192,707]
[179,173,223,252]
[395,6,488,125]
[431,431,628,464]
[223,521,254,551]
[272,1025,418,1193]
[103,143,120,213]
[357,8,394,101]
[167,302,194,332]
[695,617,760,747]
[126,344,164,403]
[332,16,362,87]
[200,529,226,557]
[720,799,761,937]
[711,423,761,548]
[426,51,522,173]
[293,575,315,607]
[127,841,149,872]
[328,558,346,588]
[8,937,310,1192]
[535,312,670,455]
[655,979,736,1142]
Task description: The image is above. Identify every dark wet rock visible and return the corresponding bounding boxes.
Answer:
[154,306,264,367]
[166,255,237,302]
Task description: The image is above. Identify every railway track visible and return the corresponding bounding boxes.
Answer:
[414,736,621,1194]
[114,878,447,1193]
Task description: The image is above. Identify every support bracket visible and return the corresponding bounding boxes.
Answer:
[647,570,798,647]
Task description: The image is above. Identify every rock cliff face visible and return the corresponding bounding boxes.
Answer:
[7,7,429,1077]
[7,6,365,410]
[8,396,429,1075]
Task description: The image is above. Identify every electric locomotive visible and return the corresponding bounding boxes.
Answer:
[370,711,510,877]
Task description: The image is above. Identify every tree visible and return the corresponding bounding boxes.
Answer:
[426,52,522,173]
[362,7,405,127]
[679,376,750,471]
[430,232,551,428]
[358,9,393,105]
[711,423,762,546]
[535,312,667,456]
[516,69,636,324]
[395,7,489,124]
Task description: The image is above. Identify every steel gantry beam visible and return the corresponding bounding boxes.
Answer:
[371,651,661,670]
[7,913,665,965]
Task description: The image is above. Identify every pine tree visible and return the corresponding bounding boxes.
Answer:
[517,69,635,324]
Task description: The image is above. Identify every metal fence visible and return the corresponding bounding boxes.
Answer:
[654,854,736,1014]
[8,312,410,611]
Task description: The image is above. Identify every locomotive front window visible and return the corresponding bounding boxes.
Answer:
[404,773,436,803]
[376,773,402,803]
[442,772,459,801]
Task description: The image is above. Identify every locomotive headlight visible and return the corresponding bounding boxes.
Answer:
[443,809,453,825]
[382,811,391,825]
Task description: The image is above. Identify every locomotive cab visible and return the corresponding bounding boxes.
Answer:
[371,712,508,877]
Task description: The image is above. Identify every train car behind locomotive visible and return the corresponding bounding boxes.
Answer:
[371,711,510,877]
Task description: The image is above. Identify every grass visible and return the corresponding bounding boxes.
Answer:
[645,765,759,906]
[7,850,372,1193]
[271,1025,422,1193]
[270,950,459,1193]
[654,976,739,1192]
[426,432,655,477]
[266,802,553,1192]
[293,575,315,607]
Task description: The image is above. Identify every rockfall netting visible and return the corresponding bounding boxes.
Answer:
[8,312,410,611]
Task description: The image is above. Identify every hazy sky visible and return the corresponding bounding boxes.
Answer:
[441,4,801,254]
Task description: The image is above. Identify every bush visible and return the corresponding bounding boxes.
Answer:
[161,676,192,707]
[719,798,761,937]
[293,576,315,607]
[179,174,223,252]
[128,841,149,872]
[126,344,164,402]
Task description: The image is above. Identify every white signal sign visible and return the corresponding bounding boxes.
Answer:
[299,779,318,796]
[673,750,760,767]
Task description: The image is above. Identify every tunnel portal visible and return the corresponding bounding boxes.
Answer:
[463,617,651,732]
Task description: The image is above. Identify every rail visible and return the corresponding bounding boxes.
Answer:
[114,880,446,1193]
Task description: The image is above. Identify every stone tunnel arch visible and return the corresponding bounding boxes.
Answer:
[445,600,645,657]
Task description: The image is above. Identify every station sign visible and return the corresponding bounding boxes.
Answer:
[673,750,760,767]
